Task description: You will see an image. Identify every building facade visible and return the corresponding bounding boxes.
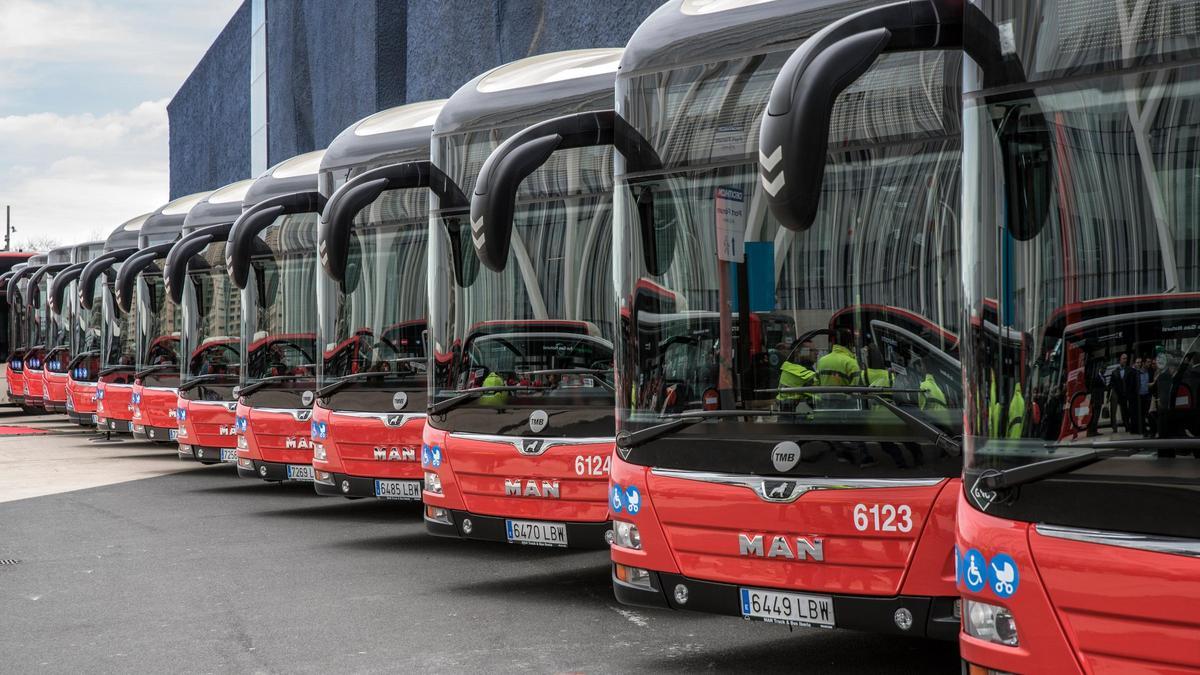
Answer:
[168,0,662,198]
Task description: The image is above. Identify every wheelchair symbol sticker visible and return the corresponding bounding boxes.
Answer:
[962,548,987,593]
[610,484,623,513]
[988,553,1019,598]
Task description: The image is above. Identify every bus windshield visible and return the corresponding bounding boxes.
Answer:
[241,213,318,387]
[104,278,136,372]
[181,241,241,392]
[72,271,104,382]
[318,188,427,397]
[428,129,615,436]
[962,7,1200,537]
[135,265,181,384]
[614,49,962,478]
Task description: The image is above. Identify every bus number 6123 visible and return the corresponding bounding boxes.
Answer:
[853,503,913,533]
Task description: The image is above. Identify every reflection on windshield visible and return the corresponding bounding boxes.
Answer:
[963,64,1200,477]
[318,188,427,389]
[104,279,136,369]
[242,213,318,385]
[428,130,616,412]
[136,271,181,374]
[183,243,241,385]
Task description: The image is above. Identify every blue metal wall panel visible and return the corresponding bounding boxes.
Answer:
[169,0,661,193]
[167,1,252,198]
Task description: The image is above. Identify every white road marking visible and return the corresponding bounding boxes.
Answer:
[611,606,649,628]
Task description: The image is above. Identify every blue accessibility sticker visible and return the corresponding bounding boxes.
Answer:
[624,486,642,515]
[962,548,987,593]
[988,552,1019,598]
[421,444,431,467]
[610,484,623,513]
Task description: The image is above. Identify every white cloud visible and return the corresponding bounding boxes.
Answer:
[0,99,172,248]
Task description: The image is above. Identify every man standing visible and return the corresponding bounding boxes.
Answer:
[1109,353,1137,433]
[1136,357,1152,436]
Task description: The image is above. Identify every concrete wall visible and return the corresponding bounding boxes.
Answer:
[169,0,662,196]
[167,1,252,198]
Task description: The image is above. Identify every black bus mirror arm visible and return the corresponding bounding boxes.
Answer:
[165,224,231,304]
[115,243,175,313]
[469,110,663,273]
[48,262,87,314]
[227,191,326,290]
[26,263,71,309]
[78,248,137,310]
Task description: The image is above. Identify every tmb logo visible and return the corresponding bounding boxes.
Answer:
[373,446,416,461]
[504,479,560,498]
[738,533,824,561]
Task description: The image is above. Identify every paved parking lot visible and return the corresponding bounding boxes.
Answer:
[0,428,959,673]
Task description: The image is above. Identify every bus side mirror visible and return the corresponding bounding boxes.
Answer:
[165,226,226,305]
[49,262,86,315]
[116,244,173,313]
[78,248,136,310]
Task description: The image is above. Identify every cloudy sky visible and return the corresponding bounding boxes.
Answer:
[0,0,242,249]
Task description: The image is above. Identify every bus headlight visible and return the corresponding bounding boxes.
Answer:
[965,600,1018,646]
[312,443,327,461]
[613,521,641,550]
[613,563,653,590]
[237,435,248,449]
[424,471,442,494]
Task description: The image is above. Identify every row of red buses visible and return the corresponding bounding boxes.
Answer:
[11,2,1195,671]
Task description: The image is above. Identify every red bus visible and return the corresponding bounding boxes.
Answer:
[225,150,325,484]
[44,241,105,414]
[22,246,73,411]
[2,256,36,408]
[120,192,211,443]
[311,100,445,500]
[609,0,963,639]
[777,0,1200,671]
[166,180,255,464]
[424,49,624,548]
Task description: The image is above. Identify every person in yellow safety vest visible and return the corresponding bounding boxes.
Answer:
[919,373,948,410]
[1006,382,1025,438]
[988,370,1003,438]
[480,370,508,406]
[776,340,818,408]
[816,329,861,387]
[860,345,893,388]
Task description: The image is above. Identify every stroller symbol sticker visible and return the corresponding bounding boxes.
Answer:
[962,548,987,593]
[624,486,641,515]
[988,553,1019,598]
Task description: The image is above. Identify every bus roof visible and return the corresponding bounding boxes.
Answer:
[182,178,255,234]
[244,149,326,206]
[434,48,622,137]
[321,100,446,175]
[105,213,152,251]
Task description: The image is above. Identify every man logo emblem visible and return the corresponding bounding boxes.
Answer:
[520,439,544,455]
[528,409,548,433]
[392,392,408,410]
[771,441,801,472]
[301,390,314,406]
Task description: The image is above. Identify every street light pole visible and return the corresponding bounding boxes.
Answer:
[4,205,8,251]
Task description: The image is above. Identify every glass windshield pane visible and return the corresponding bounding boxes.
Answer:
[614,51,962,476]
[241,213,319,385]
[135,268,181,379]
[104,279,136,370]
[318,188,427,389]
[182,242,241,387]
[428,132,616,425]
[962,62,1200,520]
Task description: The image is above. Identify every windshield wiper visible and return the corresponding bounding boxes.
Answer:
[98,365,135,377]
[135,364,177,379]
[178,373,235,393]
[316,371,392,398]
[977,438,1200,491]
[427,385,549,416]
[869,395,961,456]
[616,409,781,450]
[235,374,312,397]
[756,386,922,396]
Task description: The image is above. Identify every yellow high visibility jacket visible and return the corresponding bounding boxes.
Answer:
[816,345,861,387]
[919,374,947,410]
[1006,383,1025,439]
[777,360,816,402]
[480,371,507,406]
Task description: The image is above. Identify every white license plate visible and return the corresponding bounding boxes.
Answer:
[91,414,99,423]
[505,519,568,547]
[740,588,835,628]
[287,464,315,481]
[220,448,238,463]
[374,479,421,500]
[168,429,178,441]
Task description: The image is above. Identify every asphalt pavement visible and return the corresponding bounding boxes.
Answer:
[0,430,960,674]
